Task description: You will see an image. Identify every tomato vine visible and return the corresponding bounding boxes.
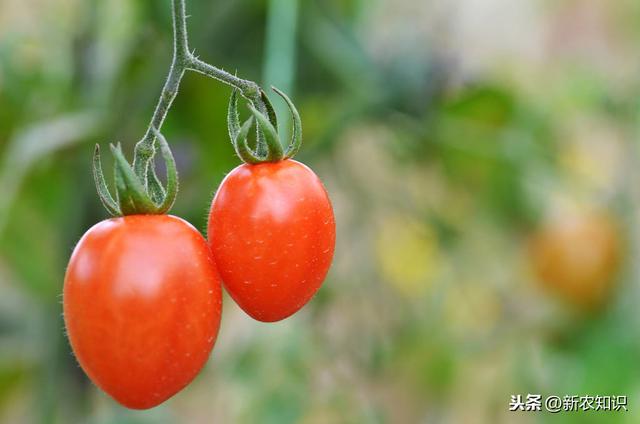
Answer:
[93,0,302,216]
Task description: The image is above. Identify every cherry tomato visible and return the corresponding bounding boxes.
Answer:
[207,159,335,322]
[528,211,622,310]
[63,215,222,409]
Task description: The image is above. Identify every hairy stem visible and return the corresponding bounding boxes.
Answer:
[187,57,265,114]
[132,0,269,177]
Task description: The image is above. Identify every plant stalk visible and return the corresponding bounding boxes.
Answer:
[132,0,269,178]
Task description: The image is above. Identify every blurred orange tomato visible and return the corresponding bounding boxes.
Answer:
[528,211,622,310]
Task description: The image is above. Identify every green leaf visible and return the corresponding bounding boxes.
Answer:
[92,145,121,216]
[228,89,242,142]
[146,162,166,205]
[152,128,179,213]
[260,88,279,130]
[234,117,264,164]
[248,105,284,161]
[110,144,157,215]
[272,87,302,159]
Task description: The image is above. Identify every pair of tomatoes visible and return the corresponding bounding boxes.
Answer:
[63,159,335,409]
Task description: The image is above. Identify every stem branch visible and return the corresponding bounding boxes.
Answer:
[132,0,269,177]
[187,57,265,112]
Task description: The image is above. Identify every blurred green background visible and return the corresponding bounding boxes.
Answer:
[2,0,640,422]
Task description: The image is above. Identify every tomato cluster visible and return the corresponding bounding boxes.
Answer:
[62,0,335,409]
[64,158,335,409]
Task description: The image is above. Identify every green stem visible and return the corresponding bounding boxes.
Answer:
[187,57,266,113]
[186,58,271,156]
[132,0,269,177]
[132,0,187,178]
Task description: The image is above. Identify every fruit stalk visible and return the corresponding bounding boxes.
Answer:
[132,0,272,180]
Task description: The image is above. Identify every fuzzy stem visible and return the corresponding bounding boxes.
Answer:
[132,0,269,177]
[132,0,187,177]
[187,57,266,114]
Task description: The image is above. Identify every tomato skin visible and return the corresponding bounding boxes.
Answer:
[208,160,335,322]
[528,211,622,310]
[63,215,222,409]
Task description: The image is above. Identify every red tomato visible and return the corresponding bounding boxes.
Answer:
[207,159,335,322]
[63,215,222,409]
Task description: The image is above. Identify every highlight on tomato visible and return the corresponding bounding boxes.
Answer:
[528,208,623,311]
[207,89,336,322]
[64,131,222,409]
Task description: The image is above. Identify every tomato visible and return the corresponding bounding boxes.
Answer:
[63,215,222,409]
[528,211,622,310]
[207,159,335,322]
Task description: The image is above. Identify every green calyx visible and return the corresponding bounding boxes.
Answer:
[228,86,302,164]
[92,128,178,216]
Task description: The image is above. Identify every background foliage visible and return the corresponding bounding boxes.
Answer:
[1,0,640,422]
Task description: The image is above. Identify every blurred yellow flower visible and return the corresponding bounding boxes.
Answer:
[375,215,441,297]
